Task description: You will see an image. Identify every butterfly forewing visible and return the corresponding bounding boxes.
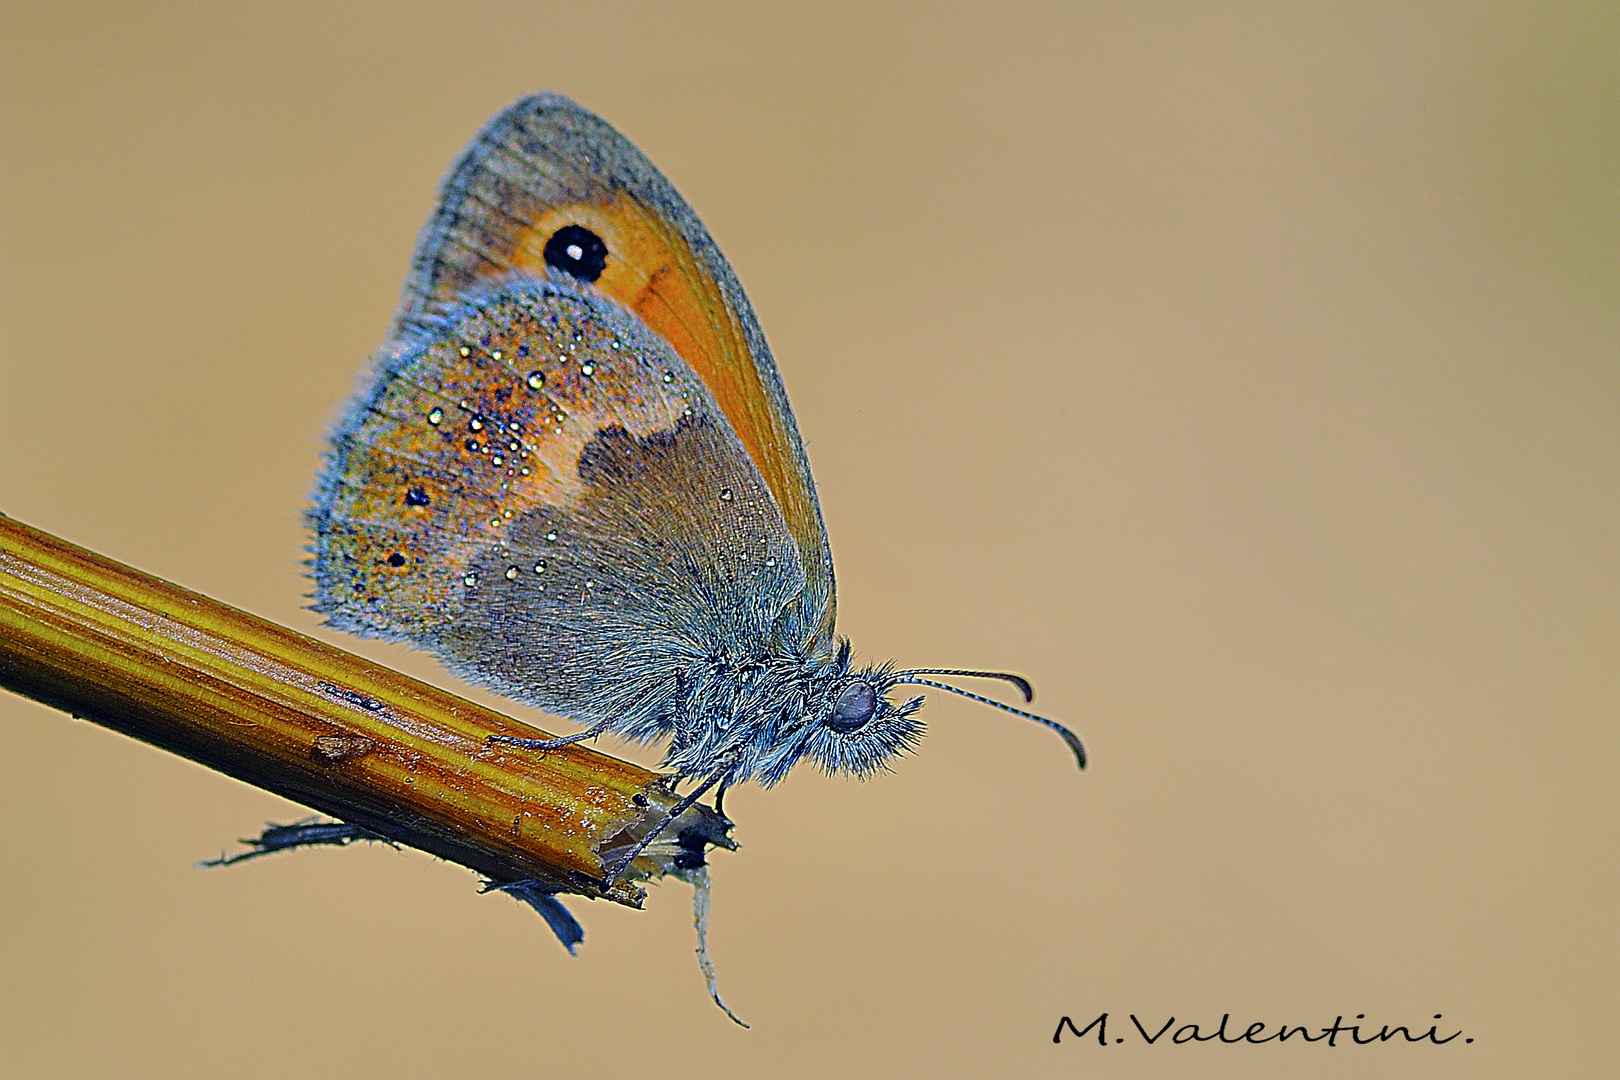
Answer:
[395,94,837,648]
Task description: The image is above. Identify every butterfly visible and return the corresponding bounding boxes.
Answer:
[307,93,1085,885]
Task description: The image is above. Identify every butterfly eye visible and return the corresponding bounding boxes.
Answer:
[827,681,878,733]
[543,224,608,283]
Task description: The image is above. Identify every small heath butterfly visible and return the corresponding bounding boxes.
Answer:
[308,92,1085,899]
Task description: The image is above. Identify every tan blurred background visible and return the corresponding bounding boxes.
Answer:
[2,2,1614,1077]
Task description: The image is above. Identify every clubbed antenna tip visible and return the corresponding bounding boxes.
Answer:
[893,671,1087,770]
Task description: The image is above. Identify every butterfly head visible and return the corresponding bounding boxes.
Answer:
[799,658,931,780]
[733,644,1087,788]
[726,646,915,786]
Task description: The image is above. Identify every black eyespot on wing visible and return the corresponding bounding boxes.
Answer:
[543,224,608,283]
[827,681,877,733]
[386,552,406,567]
[404,486,430,507]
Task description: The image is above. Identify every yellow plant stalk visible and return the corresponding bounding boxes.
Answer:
[0,513,732,907]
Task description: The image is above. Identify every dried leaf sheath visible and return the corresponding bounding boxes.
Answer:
[0,513,731,905]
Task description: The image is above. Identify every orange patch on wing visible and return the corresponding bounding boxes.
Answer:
[500,195,819,595]
[323,290,693,634]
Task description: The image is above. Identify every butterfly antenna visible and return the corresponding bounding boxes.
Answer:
[892,675,1087,770]
[896,668,1035,702]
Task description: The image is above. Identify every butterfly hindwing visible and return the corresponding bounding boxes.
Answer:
[395,94,836,649]
[311,275,815,734]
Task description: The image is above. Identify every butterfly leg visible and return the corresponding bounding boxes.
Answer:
[599,761,732,885]
[481,880,585,954]
[486,719,612,751]
[195,817,395,867]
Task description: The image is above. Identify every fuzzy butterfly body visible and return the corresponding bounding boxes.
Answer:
[310,94,1083,806]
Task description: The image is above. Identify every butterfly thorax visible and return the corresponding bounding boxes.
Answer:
[652,642,925,786]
